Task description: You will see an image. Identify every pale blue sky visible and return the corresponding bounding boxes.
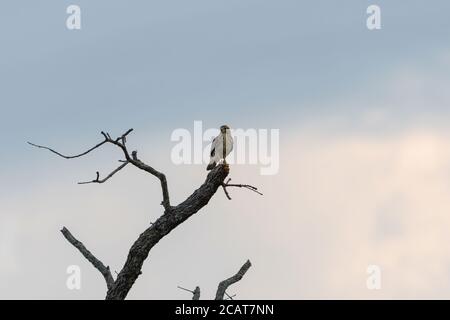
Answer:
[1,0,449,181]
[1,0,449,137]
[1,1,450,299]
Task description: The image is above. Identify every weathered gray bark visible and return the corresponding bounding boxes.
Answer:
[215,260,252,300]
[61,227,114,291]
[192,287,201,300]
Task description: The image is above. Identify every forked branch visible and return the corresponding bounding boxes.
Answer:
[28,129,171,212]
[221,178,262,200]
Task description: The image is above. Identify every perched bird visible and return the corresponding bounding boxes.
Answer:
[207,125,233,170]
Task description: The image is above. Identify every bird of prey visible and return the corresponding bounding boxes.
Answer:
[207,125,233,170]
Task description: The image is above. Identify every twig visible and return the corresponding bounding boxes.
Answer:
[221,178,263,200]
[78,161,129,184]
[225,292,236,300]
[27,139,107,159]
[177,285,194,293]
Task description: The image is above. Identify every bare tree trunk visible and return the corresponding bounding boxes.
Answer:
[105,165,228,300]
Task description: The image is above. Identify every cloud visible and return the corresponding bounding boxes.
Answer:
[283,129,450,298]
[3,128,450,299]
[3,48,450,299]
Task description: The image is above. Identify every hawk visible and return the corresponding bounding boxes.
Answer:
[207,125,233,170]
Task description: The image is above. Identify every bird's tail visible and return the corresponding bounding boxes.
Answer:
[206,161,216,171]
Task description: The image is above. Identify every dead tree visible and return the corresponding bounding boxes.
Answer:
[29,129,261,300]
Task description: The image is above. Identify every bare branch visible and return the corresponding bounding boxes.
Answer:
[78,161,129,185]
[27,139,107,159]
[28,129,171,211]
[60,227,114,290]
[215,260,252,300]
[221,178,263,200]
[27,129,132,161]
[225,292,236,300]
[177,286,200,300]
[102,130,134,161]
[221,184,232,200]
[103,130,172,211]
[130,150,171,212]
[177,285,193,293]
[115,128,134,143]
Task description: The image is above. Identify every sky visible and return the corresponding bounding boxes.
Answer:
[1,0,450,299]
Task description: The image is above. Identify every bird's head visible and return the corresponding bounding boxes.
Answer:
[220,125,230,133]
